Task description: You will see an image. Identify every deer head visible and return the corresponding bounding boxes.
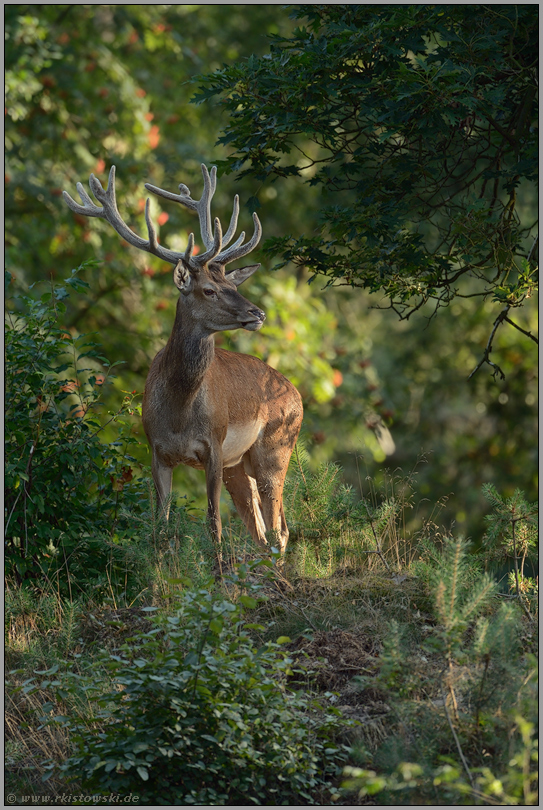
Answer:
[63,164,265,333]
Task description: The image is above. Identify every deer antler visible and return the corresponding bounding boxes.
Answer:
[145,164,218,251]
[63,164,261,269]
[145,164,262,267]
[63,166,185,266]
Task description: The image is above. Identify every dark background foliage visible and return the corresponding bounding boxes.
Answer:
[199,5,537,322]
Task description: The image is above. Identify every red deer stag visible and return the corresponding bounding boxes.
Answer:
[63,164,303,556]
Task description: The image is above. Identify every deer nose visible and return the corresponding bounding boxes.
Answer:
[248,307,266,321]
[240,307,266,330]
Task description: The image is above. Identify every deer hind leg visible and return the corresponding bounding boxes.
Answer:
[258,474,290,554]
[246,451,292,555]
[248,409,303,555]
[222,461,268,551]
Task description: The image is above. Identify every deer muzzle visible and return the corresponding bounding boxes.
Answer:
[241,307,266,330]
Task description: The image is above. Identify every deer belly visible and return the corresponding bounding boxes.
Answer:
[222,422,262,468]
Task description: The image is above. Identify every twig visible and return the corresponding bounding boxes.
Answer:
[441,683,476,793]
[474,654,490,734]
[278,591,318,631]
[510,513,535,621]
[504,316,538,344]
[511,512,521,598]
[4,489,23,537]
[526,234,538,265]
[362,502,393,574]
[468,306,510,380]
[483,111,518,148]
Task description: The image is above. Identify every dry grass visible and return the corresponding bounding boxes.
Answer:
[250,567,434,647]
[5,678,75,802]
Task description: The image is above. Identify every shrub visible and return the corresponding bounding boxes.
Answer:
[5,266,147,588]
[344,535,538,805]
[285,447,420,575]
[39,562,351,805]
[482,484,538,606]
[343,699,539,806]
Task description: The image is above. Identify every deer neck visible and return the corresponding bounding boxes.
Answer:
[161,307,215,400]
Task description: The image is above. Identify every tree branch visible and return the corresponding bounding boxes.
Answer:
[468,306,510,380]
[483,111,518,148]
[504,316,538,344]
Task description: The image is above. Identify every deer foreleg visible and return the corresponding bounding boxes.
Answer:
[152,456,173,519]
[205,452,223,546]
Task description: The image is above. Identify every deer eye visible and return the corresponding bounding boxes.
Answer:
[203,288,217,297]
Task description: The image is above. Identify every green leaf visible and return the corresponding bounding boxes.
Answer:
[209,618,223,634]
[132,742,149,754]
[239,595,258,609]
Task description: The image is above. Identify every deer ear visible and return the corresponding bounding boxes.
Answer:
[173,260,193,293]
[226,263,260,288]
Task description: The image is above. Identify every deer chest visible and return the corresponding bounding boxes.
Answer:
[150,419,263,471]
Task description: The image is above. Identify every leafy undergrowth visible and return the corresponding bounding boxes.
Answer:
[5,469,538,806]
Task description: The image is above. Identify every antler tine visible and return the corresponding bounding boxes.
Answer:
[197,164,216,250]
[88,168,113,207]
[145,164,217,252]
[221,194,240,248]
[185,232,195,264]
[63,181,104,217]
[64,165,185,266]
[144,198,161,255]
[197,217,223,265]
[217,212,262,265]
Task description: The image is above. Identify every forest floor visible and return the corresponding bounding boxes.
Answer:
[5,534,538,807]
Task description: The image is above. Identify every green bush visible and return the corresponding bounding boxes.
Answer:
[5,266,147,588]
[284,448,417,576]
[344,534,538,805]
[482,484,538,603]
[40,562,351,805]
[343,700,539,806]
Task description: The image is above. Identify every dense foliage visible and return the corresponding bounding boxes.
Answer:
[8,494,537,805]
[197,4,538,373]
[4,267,145,587]
[38,565,351,805]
